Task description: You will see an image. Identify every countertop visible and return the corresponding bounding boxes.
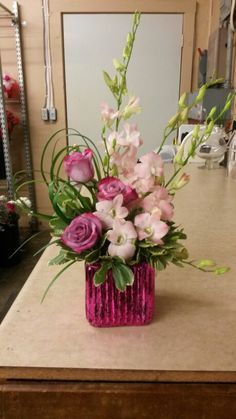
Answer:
[0,164,235,382]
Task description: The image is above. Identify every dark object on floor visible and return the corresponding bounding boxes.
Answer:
[0,142,6,179]
[0,229,50,322]
[0,222,21,267]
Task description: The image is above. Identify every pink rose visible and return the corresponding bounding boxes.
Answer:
[97,177,138,205]
[63,149,94,183]
[61,213,102,253]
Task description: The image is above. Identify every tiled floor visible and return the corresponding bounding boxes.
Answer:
[0,229,50,322]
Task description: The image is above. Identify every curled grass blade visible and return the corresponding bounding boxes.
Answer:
[33,239,60,257]
[41,260,76,303]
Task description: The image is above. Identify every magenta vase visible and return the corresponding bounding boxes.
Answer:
[85,262,155,327]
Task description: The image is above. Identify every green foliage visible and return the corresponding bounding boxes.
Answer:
[93,259,134,291]
[94,262,111,286]
[112,262,134,291]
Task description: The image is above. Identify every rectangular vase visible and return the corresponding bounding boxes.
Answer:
[85,262,155,327]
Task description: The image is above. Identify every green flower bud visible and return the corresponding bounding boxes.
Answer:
[195,85,207,103]
[207,106,217,120]
[180,107,188,123]
[167,113,180,128]
[214,267,230,275]
[197,259,216,268]
[127,32,133,44]
[221,94,235,113]
[174,146,184,165]
[205,120,215,135]
[178,92,187,109]
[103,154,108,167]
[112,59,124,72]
[192,124,200,139]
[188,138,197,156]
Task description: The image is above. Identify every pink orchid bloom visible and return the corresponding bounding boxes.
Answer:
[101,102,119,125]
[116,123,142,148]
[141,187,174,221]
[130,176,155,195]
[110,145,138,178]
[107,219,137,260]
[94,194,128,229]
[134,151,164,180]
[134,212,169,244]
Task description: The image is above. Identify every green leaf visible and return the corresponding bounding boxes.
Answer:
[149,247,167,256]
[173,247,189,260]
[94,262,111,286]
[103,71,113,87]
[156,258,166,271]
[172,260,184,268]
[112,263,134,291]
[49,217,68,235]
[85,248,100,264]
[48,249,69,266]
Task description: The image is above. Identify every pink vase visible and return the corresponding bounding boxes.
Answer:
[85,262,155,327]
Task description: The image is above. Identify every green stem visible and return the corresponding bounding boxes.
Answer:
[165,167,182,188]
[182,260,214,273]
[157,126,175,154]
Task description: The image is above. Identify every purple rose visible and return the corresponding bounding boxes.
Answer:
[61,213,102,253]
[63,148,94,183]
[97,177,138,205]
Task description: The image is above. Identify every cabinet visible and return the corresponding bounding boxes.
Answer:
[0,1,37,229]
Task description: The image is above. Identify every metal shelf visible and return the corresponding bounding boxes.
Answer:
[0,1,37,231]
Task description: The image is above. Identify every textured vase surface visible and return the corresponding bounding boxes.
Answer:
[85,262,155,327]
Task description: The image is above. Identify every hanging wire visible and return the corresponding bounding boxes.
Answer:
[41,0,55,115]
[0,2,14,16]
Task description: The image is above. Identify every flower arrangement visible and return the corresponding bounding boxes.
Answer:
[20,13,233,303]
[0,195,31,225]
[3,73,20,100]
[0,110,20,140]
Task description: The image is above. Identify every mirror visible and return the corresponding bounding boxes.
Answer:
[63,13,183,153]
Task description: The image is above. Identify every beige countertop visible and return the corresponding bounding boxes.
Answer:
[0,164,236,382]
